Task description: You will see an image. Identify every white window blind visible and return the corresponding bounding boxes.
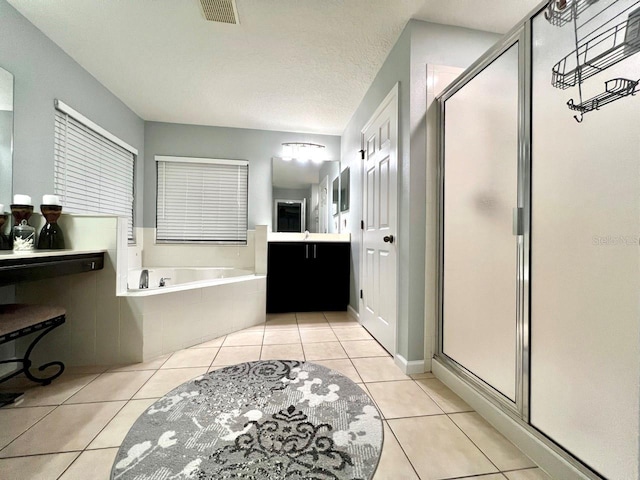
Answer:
[156,156,249,244]
[53,102,136,241]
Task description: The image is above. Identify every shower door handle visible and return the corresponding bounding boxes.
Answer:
[513,207,524,236]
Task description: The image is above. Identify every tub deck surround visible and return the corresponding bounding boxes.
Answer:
[126,267,254,293]
[123,275,266,361]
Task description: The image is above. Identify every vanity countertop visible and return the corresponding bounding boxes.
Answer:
[0,249,107,262]
[268,233,350,243]
[0,249,106,286]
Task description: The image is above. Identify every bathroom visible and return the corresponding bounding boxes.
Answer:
[0,1,639,480]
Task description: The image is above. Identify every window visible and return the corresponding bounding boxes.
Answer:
[53,100,136,241]
[156,156,249,244]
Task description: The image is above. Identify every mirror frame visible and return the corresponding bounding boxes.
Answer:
[0,66,14,213]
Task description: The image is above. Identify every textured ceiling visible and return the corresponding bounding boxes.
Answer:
[8,0,541,134]
[414,0,542,34]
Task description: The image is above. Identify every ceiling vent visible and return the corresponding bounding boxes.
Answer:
[199,0,240,25]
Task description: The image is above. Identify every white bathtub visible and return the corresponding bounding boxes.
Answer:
[127,267,254,293]
[121,267,266,360]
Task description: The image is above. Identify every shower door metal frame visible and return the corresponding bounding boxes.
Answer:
[435,24,531,421]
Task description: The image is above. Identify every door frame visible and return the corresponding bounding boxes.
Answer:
[435,26,530,420]
[359,83,399,356]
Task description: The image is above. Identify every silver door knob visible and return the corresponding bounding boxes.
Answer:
[383,235,394,244]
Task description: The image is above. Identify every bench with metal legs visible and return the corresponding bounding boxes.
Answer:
[0,304,66,407]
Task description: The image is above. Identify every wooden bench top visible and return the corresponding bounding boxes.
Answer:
[0,304,66,338]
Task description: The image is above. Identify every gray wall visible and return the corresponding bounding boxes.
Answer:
[0,0,144,227]
[341,20,500,362]
[143,122,340,229]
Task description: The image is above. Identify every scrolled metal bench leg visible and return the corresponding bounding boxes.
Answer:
[21,320,65,386]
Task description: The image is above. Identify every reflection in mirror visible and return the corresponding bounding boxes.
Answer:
[0,67,13,212]
[340,167,350,212]
[272,157,340,233]
[274,199,306,233]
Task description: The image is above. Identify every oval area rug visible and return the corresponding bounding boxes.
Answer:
[111,360,383,480]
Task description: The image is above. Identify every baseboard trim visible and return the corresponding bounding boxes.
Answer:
[347,305,359,321]
[432,357,596,480]
[394,354,425,374]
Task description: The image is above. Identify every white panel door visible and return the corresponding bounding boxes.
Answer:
[319,175,329,233]
[360,86,398,354]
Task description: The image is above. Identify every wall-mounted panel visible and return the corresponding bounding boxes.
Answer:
[530,2,640,478]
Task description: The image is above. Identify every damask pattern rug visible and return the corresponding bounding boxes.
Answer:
[111,360,383,480]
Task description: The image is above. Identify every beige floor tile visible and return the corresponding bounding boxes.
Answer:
[266,313,297,322]
[296,317,330,329]
[161,348,219,369]
[504,468,553,480]
[0,406,54,450]
[366,380,443,419]
[0,401,125,457]
[327,317,360,327]
[264,322,299,331]
[450,412,536,471]
[299,328,338,343]
[110,354,170,371]
[332,327,372,341]
[409,372,435,380]
[260,344,305,361]
[303,341,347,360]
[389,415,498,480]
[323,311,350,319]
[458,475,507,480]
[63,365,110,375]
[59,448,119,480]
[211,346,262,366]
[263,329,301,345]
[191,336,226,348]
[415,378,472,413]
[373,423,419,480]
[88,398,156,449]
[341,340,389,358]
[0,452,79,480]
[8,374,99,407]
[296,312,326,321]
[352,357,409,382]
[241,324,266,332]
[311,359,363,383]
[64,370,154,404]
[133,367,207,399]
[222,330,264,346]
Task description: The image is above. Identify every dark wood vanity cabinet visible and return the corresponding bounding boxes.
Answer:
[267,242,350,313]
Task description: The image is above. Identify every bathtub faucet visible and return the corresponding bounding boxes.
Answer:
[159,277,171,287]
[139,269,149,289]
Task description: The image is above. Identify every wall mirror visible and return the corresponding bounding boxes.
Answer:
[0,66,13,211]
[272,157,340,233]
[332,177,339,216]
[340,167,350,212]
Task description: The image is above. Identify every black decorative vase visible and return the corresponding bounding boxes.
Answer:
[37,205,65,249]
[0,213,11,250]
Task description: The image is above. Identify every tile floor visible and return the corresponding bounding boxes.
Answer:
[0,311,553,480]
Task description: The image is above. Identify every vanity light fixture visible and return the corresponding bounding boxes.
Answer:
[281,142,325,163]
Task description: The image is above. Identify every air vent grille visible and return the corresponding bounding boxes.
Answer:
[199,0,239,24]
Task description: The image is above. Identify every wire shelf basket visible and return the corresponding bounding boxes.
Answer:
[552,14,640,89]
[567,77,639,113]
[544,0,601,27]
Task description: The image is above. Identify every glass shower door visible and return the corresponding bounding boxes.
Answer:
[441,40,522,404]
